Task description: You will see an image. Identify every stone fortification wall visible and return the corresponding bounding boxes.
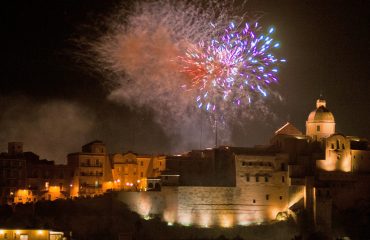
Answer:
[174,186,287,227]
[116,185,290,227]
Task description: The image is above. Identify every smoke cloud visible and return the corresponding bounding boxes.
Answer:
[75,0,282,152]
[0,96,96,163]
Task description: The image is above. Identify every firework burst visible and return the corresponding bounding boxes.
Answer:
[78,0,285,148]
[179,21,285,112]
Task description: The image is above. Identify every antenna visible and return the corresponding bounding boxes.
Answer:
[215,119,218,148]
[214,114,218,148]
[319,78,324,99]
[200,110,203,149]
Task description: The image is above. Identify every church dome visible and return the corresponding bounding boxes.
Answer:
[306,97,335,141]
[307,106,335,122]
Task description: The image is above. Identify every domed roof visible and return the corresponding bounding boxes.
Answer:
[307,98,335,122]
[307,106,335,122]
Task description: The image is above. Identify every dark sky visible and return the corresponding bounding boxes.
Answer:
[0,0,369,163]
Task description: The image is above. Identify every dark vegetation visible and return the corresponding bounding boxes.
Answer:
[6,192,369,240]
[0,192,300,240]
[331,202,370,240]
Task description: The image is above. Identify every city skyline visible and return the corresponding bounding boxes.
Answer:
[0,0,369,164]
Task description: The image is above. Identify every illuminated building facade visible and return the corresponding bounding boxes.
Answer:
[117,146,292,227]
[1,97,369,234]
[67,140,113,197]
[0,142,73,204]
[306,98,335,142]
[288,98,370,233]
[25,160,73,201]
[0,140,166,203]
[116,97,370,231]
[0,142,27,204]
[111,152,165,190]
[0,229,64,240]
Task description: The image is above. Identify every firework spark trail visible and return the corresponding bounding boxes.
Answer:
[91,1,235,117]
[80,0,283,149]
[179,21,285,113]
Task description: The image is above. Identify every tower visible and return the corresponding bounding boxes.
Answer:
[306,98,335,142]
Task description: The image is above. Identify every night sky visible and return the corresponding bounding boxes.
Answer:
[0,0,369,163]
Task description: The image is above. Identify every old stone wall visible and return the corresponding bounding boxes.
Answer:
[116,184,290,227]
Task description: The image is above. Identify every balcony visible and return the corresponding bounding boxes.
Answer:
[80,163,102,168]
[80,183,102,188]
[80,172,103,177]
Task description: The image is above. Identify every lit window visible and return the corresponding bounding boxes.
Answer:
[20,234,29,240]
